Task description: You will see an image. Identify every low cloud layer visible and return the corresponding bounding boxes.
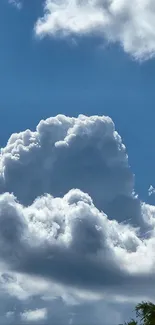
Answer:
[0,114,155,324]
[0,188,155,293]
[35,0,155,60]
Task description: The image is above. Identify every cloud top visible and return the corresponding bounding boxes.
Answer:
[0,114,137,224]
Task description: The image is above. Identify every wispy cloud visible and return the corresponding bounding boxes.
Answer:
[9,0,22,9]
[20,308,47,322]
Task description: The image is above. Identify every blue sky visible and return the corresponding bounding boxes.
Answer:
[1,0,155,202]
[1,1,155,324]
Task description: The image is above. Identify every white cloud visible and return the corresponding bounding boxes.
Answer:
[148,185,155,196]
[20,308,47,322]
[0,187,154,294]
[6,311,14,318]
[0,188,155,323]
[35,0,155,60]
[1,114,155,324]
[0,114,139,226]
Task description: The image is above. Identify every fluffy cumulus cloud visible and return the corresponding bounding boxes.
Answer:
[0,114,140,225]
[35,0,155,60]
[1,114,155,324]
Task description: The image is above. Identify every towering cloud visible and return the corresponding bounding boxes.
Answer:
[0,114,155,324]
[0,115,139,225]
